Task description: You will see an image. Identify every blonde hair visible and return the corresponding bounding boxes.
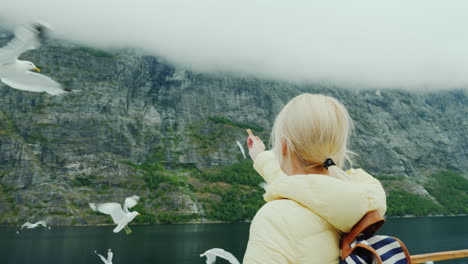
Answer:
[271,93,354,179]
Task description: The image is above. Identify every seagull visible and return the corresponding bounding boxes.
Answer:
[94,249,113,264]
[235,140,246,159]
[200,248,240,264]
[89,195,141,234]
[0,21,68,95]
[258,182,269,190]
[17,220,49,233]
[20,220,48,230]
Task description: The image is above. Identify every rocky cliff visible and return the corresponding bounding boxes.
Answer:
[0,28,466,225]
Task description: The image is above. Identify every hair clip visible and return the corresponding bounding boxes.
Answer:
[323,158,336,170]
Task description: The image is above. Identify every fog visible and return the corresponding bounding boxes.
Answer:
[1,0,467,90]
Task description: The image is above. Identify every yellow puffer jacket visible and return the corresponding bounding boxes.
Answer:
[243,151,387,264]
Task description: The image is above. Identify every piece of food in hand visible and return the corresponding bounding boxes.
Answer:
[246,129,255,148]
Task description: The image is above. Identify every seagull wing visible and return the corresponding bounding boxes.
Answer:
[89,203,97,211]
[258,182,269,190]
[90,203,126,224]
[107,250,113,263]
[1,71,67,95]
[20,222,32,230]
[123,195,140,213]
[113,216,133,233]
[200,250,217,264]
[205,248,240,264]
[235,141,246,159]
[35,221,47,228]
[96,253,109,264]
[0,22,47,63]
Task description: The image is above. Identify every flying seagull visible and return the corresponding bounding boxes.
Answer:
[17,220,49,233]
[89,195,141,234]
[235,140,246,159]
[0,21,68,95]
[20,220,48,230]
[94,249,113,264]
[200,248,240,264]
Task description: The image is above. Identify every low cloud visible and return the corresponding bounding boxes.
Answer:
[1,0,468,90]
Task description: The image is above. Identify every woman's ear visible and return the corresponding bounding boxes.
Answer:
[281,140,288,156]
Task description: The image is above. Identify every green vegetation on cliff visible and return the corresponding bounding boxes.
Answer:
[200,159,262,186]
[197,160,265,221]
[386,189,444,216]
[208,116,264,132]
[379,171,468,217]
[202,184,264,222]
[425,171,468,214]
[129,151,185,189]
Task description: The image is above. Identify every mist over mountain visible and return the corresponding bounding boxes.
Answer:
[2,0,468,89]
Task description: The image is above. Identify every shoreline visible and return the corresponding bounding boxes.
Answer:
[387,214,467,219]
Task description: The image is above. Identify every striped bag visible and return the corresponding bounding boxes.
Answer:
[340,211,412,264]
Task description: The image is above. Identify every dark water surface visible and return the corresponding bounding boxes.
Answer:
[1,216,467,264]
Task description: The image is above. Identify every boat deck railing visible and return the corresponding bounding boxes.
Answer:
[411,249,468,263]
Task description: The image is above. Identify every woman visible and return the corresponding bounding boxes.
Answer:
[243,93,387,264]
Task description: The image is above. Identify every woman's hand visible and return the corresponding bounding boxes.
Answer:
[247,129,265,162]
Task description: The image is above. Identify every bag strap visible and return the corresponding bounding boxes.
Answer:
[340,210,385,260]
[342,237,412,264]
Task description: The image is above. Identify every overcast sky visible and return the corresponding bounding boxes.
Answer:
[1,0,467,90]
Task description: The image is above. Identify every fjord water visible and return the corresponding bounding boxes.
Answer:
[1,216,467,264]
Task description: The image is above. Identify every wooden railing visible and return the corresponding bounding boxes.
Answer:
[411,249,468,263]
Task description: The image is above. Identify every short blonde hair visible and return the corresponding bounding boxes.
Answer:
[271,93,354,170]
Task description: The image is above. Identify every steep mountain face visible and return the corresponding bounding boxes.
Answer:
[0,28,466,225]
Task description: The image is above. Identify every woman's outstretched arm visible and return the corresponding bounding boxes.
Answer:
[253,150,286,183]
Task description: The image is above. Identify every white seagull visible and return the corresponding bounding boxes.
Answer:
[258,181,269,191]
[200,248,240,264]
[18,220,48,233]
[94,249,113,264]
[89,195,141,234]
[235,140,246,159]
[0,21,68,95]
